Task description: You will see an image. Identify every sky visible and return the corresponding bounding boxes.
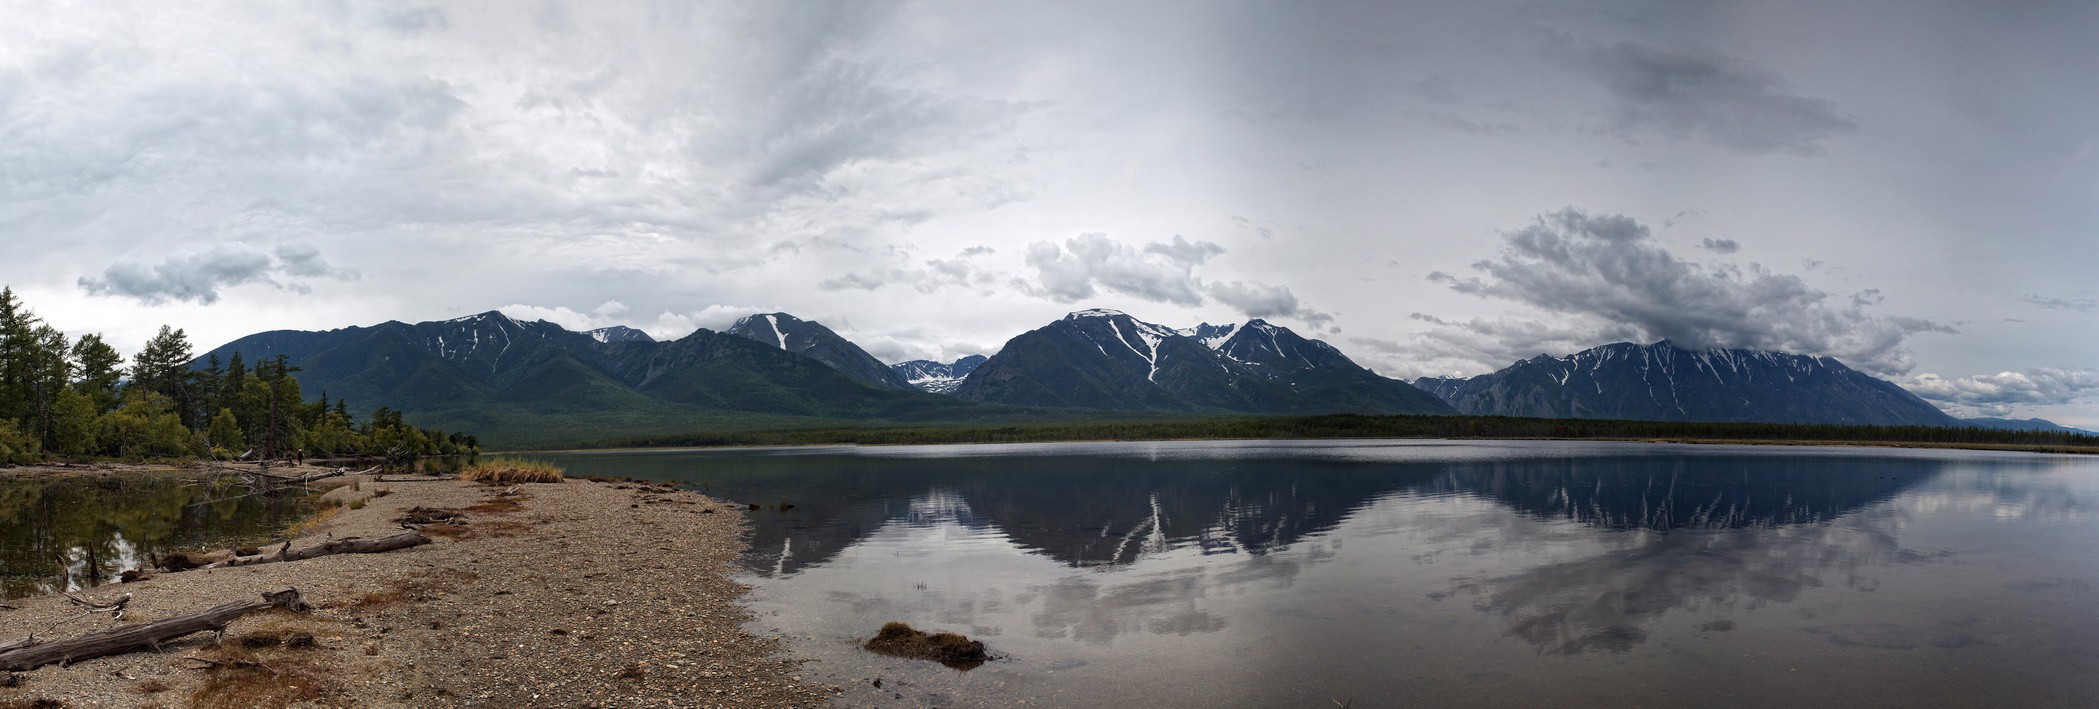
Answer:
[2,1,2095,425]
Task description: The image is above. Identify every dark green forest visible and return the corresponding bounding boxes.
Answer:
[0,287,473,463]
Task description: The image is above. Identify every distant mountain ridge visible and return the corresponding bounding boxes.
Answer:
[193,311,992,448]
[1959,417,2097,435]
[1415,340,1959,427]
[890,355,988,394]
[953,309,1454,415]
[723,312,915,390]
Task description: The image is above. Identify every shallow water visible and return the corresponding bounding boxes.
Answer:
[533,440,2099,707]
[0,473,317,599]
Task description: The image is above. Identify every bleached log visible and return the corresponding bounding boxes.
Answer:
[0,589,309,671]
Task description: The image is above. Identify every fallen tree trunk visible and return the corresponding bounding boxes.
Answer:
[0,589,309,671]
[201,530,431,570]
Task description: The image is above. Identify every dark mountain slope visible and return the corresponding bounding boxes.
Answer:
[1415,341,1959,427]
[724,313,915,391]
[954,309,1453,416]
[195,311,1006,448]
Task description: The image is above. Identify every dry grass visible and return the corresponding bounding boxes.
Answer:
[186,639,336,709]
[346,569,483,611]
[460,457,565,485]
[0,700,69,709]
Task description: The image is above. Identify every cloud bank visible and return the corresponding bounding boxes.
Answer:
[78,242,358,305]
[1571,40,1858,155]
[1419,208,1952,375]
[1904,369,2099,417]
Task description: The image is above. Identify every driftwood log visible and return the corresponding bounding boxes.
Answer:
[0,589,309,671]
[200,530,431,570]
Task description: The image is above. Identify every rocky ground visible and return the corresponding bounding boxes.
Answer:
[0,469,833,708]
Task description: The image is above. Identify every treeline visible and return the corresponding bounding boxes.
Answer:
[0,287,475,464]
[583,413,2099,453]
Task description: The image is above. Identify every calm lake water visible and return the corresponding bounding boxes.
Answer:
[0,473,317,600]
[531,440,2099,708]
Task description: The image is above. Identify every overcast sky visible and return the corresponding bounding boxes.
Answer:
[4,1,2095,425]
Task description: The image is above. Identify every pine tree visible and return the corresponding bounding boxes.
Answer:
[25,324,73,447]
[71,333,125,414]
[128,326,197,430]
[0,287,37,424]
[222,351,247,414]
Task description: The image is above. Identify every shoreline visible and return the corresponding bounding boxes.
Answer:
[0,471,826,707]
[509,434,2099,457]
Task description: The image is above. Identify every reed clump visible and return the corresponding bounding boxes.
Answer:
[863,621,988,670]
[459,457,566,485]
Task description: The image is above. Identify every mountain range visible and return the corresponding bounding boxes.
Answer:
[192,308,1454,447]
[951,309,1454,415]
[1413,340,1959,427]
[195,311,1008,448]
[192,306,2057,449]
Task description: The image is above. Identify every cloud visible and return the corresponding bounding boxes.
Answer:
[1011,232,1332,328]
[2022,293,2096,313]
[495,300,630,332]
[1698,238,1739,254]
[1904,369,2099,417]
[1206,280,1332,327]
[78,242,356,305]
[1570,40,1858,155]
[818,255,987,294]
[1019,233,1222,307]
[1421,208,1953,375]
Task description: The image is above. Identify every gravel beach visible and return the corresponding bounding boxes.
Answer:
[0,469,829,708]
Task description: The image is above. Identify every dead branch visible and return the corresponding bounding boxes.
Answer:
[63,591,131,613]
[199,530,430,570]
[0,589,310,671]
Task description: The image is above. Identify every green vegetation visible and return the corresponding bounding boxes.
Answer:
[0,286,475,463]
[460,457,566,485]
[567,413,2099,453]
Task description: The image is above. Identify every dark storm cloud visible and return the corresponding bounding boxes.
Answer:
[1389,313,1643,375]
[1424,208,1953,374]
[1570,40,1858,155]
[1905,369,2099,416]
[77,242,356,305]
[1698,238,1739,253]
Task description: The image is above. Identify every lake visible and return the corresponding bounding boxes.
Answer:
[1,473,318,600]
[530,440,2099,708]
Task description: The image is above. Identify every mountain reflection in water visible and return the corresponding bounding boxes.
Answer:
[533,441,2099,708]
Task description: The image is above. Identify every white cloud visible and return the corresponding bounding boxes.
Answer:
[1905,369,2099,417]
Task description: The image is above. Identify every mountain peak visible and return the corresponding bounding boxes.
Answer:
[586,325,654,344]
[1065,308,1128,319]
[723,312,914,390]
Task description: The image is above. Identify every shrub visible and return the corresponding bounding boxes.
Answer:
[459,457,565,485]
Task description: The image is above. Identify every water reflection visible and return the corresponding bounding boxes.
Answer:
[532,442,2099,708]
[0,474,315,599]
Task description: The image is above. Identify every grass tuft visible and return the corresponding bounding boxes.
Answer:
[460,457,566,485]
[863,621,989,670]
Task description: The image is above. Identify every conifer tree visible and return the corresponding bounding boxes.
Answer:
[71,333,124,414]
